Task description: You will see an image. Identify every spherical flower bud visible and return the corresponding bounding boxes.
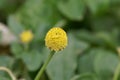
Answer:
[45,27,68,52]
[20,30,33,43]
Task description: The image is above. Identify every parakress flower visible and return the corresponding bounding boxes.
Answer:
[45,27,68,52]
[20,30,33,43]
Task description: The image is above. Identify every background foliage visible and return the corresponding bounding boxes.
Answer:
[0,0,120,80]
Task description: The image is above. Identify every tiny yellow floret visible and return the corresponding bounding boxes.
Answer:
[20,30,33,43]
[45,27,68,52]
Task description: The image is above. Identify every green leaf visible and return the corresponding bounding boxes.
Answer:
[11,42,24,58]
[45,33,89,80]
[94,50,119,80]
[0,76,10,80]
[85,0,110,16]
[0,71,11,80]
[91,15,119,31]
[0,0,8,8]
[95,31,117,49]
[11,0,63,42]
[74,30,98,44]
[71,73,97,80]
[110,0,120,5]
[0,55,14,68]
[12,59,32,80]
[78,48,98,74]
[8,15,24,36]
[16,0,62,30]
[78,48,119,80]
[74,30,117,50]
[34,22,50,42]
[21,50,43,71]
[57,0,85,20]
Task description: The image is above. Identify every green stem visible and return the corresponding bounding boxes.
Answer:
[35,51,55,80]
[23,43,29,51]
[113,62,120,80]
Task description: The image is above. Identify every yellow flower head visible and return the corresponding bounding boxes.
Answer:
[20,30,33,43]
[45,27,68,52]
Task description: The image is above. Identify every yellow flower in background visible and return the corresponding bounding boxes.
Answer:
[45,27,68,52]
[20,30,33,43]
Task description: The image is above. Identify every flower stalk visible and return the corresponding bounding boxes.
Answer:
[113,62,120,80]
[113,48,120,80]
[35,51,55,80]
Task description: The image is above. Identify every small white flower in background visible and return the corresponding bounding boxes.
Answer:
[0,23,16,45]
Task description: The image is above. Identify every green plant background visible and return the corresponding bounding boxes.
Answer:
[0,0,120,80]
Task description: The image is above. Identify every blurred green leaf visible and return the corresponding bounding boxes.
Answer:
[0,76,10,80]
[58,0,85,20]
[94,50,119,80]
[45,33,89,80]
[0,0,8,8]
[11,0,63,42]
[78,48,119,80]
[85,0,110,16]
[74,30,117,50]
[34,23,50,42]
[74,30,98,44]
[21,50,43,71]
[0,0,18,13]
[12,59,32,80]
[110,0,120,21]
[91,15,119,31]
[16,0,62,30]
[78,48,98,73]
[8,15,24,36]
[71,73,97,80]
[11,42,24,58]
[110,0,120,5]
[95,31,117,49]
[0,55,14,68]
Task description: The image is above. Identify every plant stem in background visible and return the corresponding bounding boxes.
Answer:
[35,51,55,80]
[113,48,120,80]
[0,67,16,80]
[24,43,29,51]
[113,63,120,80]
